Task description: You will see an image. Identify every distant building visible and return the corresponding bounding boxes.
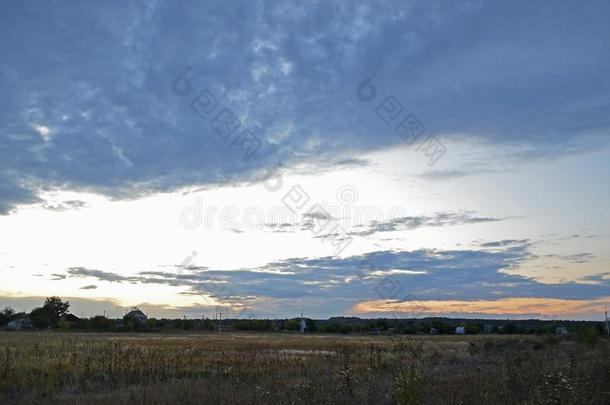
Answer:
[555,326,569,335]
[430,327,438,335]
[61,313,81,326]
[455,326,465,334]
[124,308,148,326]
[7,317,33,331]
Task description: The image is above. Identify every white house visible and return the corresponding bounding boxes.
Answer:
[455,326,465,334]
[555,326,569,335]
[124,308,148,326]
[7,317,33,331]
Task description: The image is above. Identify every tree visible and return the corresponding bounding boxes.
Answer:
[30,297,70,328]
[431,321,452,334]
[305,318,317,332]
[0,307,16,326]
[465,323,482,334]
[576,327,600,345]
[30,307,51,329]
[284,319,299,331]
[44,297,70,320]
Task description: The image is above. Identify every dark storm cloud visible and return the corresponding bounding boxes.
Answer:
[0,1,609,213]
[65,243,610,316]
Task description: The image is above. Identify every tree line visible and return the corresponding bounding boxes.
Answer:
[1,297,607,342]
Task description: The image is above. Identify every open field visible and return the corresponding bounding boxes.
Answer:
[0,332,608,404]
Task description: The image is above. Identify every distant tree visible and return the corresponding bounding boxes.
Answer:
[431,321,452,334]
[233,319,273,331]
[283,319,299,331]
[30,297,70,328]
[0,307,16,326]
[465,323,482,334]
[89,315,114,330]
[415,323,429,334]
[43,297,70,321]
[375,320,389,331]
[124,317,136,331]
[305,318,317,332]
[576,327,600,345]
[319,322,340,333]
[30,307,51,329]
[503,323,518,334]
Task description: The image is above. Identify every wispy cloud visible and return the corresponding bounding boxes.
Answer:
[478,239,530,248]
[67,267,135,283]
[348,211,506,237]
[42,200,88,212]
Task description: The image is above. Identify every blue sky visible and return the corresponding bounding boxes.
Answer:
[0,0,609,320]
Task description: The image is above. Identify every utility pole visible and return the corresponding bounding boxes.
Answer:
[605,307,609,337]
[218,312,222,333]
[300,310,306,333]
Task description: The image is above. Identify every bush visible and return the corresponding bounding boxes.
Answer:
[576,327,600,345]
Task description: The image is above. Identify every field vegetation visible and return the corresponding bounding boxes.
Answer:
[0,332,608,404]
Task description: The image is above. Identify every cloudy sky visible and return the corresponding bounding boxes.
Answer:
[1,0,609,320]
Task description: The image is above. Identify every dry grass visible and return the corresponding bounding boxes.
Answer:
[0,332,608,404]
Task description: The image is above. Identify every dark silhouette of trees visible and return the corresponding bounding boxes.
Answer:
[0,307,16,326]
[30,296,70,328]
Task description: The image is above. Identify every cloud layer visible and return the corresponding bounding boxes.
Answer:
[1,0,610,213]
[61,242,610,315]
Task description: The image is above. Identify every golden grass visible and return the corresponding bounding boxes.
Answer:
[0,332,608,404]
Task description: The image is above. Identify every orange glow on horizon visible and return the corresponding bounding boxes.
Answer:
[353,297,610,317]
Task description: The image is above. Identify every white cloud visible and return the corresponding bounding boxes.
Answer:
[32,124,52,142]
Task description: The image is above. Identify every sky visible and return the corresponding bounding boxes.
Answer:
[0,0,609,320]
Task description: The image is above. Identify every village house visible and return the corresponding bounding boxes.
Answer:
[555,326,569,335]
[60,313,81,327]
[7,317,33,331]
[124,308,148,326]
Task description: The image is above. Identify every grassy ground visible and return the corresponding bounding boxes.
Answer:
[0,332,608,404]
